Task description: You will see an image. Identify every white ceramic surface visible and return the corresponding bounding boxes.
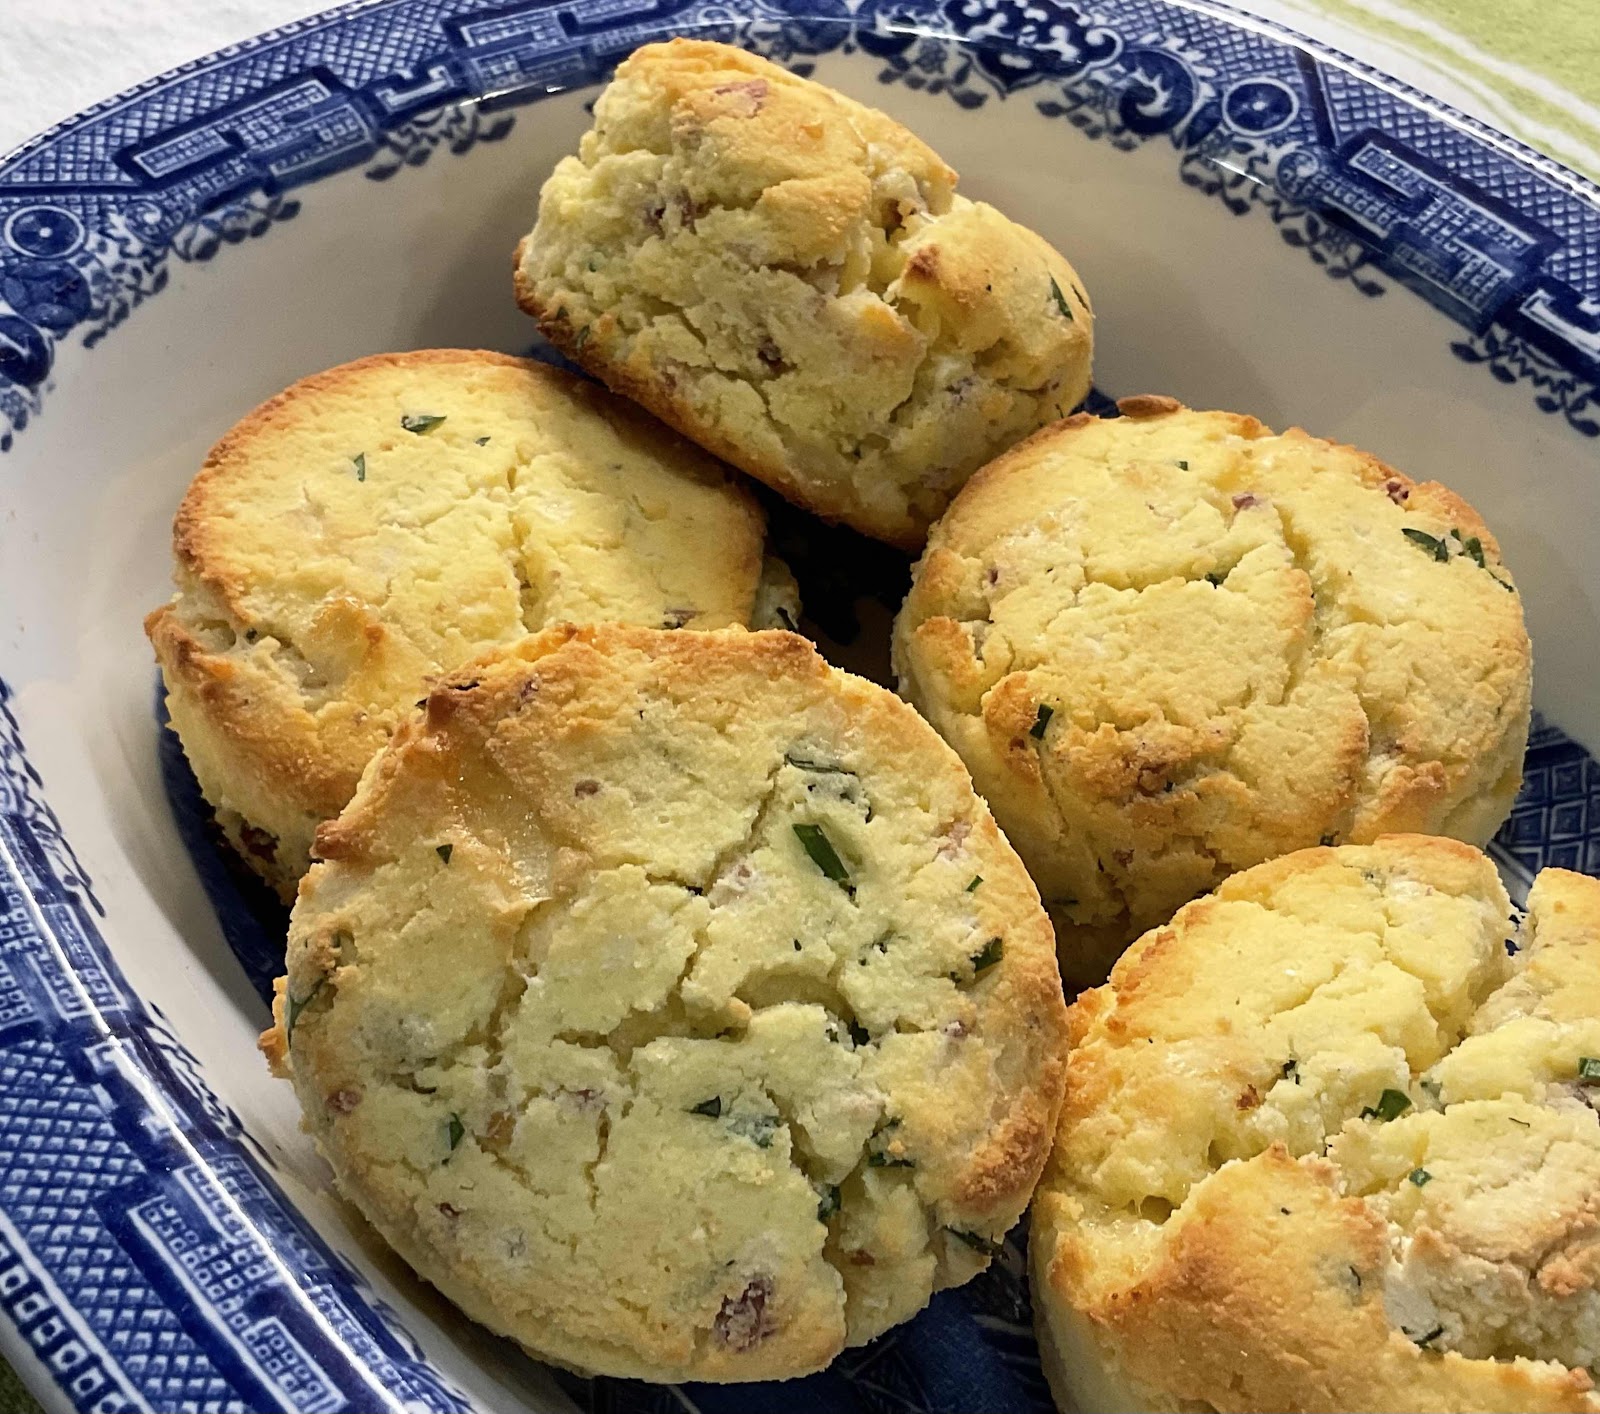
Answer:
[1,4,1597,1412]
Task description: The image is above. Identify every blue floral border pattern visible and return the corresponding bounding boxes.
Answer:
[0,678,474,1413]
[0,0,1596,452]
[1490,711,1600,892]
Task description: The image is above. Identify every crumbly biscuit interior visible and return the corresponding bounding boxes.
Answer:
[1050,847,1600,1376]
[519,42,1091,539]
[282,634,1059,1375]
[175,362,758,694]
[155,356,762,886]
[896,412,1530,950]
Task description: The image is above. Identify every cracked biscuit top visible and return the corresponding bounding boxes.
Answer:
[893,399,1531,984]
[1031,839,1600,1413]
[145,350,765,899]
[260,624,1069,1383]
[513,38,1093,550]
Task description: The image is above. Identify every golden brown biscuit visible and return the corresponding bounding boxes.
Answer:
[262,625,1070,1381]
[1031,838,1600,1413]
[146,350,766,897]
[894,401,1531,985]
[514,39,1093,549]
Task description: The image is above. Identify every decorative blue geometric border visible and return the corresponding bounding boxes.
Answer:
[3,689,1594,1414]
[0,679,474,1414]
[0,0,1598,453]
[2,1,1599,1411]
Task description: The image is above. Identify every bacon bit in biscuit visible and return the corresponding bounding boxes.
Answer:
[484,1110,517,1149]
[1116,394,1182,418]
[937,820,971,860]
[1237,1085,1262,1111]
[556,1086,606,1114]
[574,779,601,798]
[239,823,279,862]
[714,1274,776,1350]
[327,1087,362,1113]
[713,78,768,115]
[1232,492,1261,511]
[1384,479,1409,504]
[672,193,707,230]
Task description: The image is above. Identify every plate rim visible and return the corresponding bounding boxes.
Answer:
[2,2,1599,1412]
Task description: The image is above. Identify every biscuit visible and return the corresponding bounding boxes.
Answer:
[893,401,1531,985]
[146,350,767,899]
[1030,837,1600,1413]
[259,624,1070,1382]
[514,39,1093,549]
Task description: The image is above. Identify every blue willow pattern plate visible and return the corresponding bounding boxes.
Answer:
[1,1,1598,1411]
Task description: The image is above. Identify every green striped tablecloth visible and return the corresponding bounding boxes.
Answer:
[0,1,1594,1412]
[1251,0,1600,180]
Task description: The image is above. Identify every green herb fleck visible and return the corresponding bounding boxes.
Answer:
[1030,704,1054,740]
[1412,1325,1446,1349]
[446,1113,464,1152]
[1282,1058,1301,1084]
[729,1113,779,1148]
[1205,572,1225,587]
[690,1096,723,1119]
[817,1185,841,1222]
[1579,1057,1600,1083]
[436,843,453,864]
[1361,1088,1413,1122]
[785,754,852,775]
[1319,833,1338,846]
[966,875,982,892]
[794,822,850,888]
[1176,459,1189,470]
[1049,275,1074,321]
[474,436,490,446]
[285,978,325,1041]
[1401,527,1449,562]
[950,1228,1005,1258]
[1409,1167,1432,1187]
[573,325,592,350]
[351,453,366,482]
[848,1021,871,1047]
[586,254,603,272]
[402,413,447,435]
[970,937,1004,976]
[1458,532,1487,568]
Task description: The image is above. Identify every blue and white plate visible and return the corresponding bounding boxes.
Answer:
[1,2,1597,1411]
